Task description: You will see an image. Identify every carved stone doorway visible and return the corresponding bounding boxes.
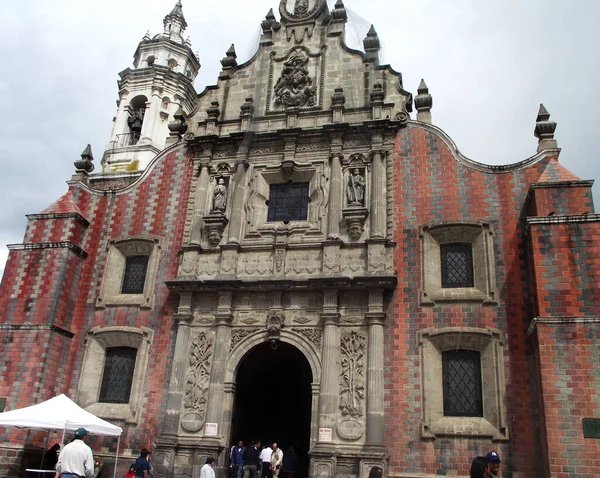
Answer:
[231,341,313,478]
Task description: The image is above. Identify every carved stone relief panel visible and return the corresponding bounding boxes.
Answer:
[193,293,219,312]
[230,328,254,349]
[197,253,220,277]
[285,249,321,275]
[338,331,366,440]
[181,332,214,432]
[238,251,274,276]
[292,328,322,350]
[341,247,366,275]
[267,46,326,113]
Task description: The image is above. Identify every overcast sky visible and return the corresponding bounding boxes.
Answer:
[1,0,599,277]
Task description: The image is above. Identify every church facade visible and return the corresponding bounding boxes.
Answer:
[1,1,599,477]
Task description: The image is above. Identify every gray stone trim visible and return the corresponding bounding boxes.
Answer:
[25,212,90,227]
[526,213,600,225]
[407,121,557,173]
[7,241,88,259]
[0,323,74,338]
[417,327,509,441]
[527,316,600,336]
[529,180,594,189]
[77,325,154,424]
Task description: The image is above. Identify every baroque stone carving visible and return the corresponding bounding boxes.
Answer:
[230,328,253,349]
[203,213,228,246]
[339,331,366,418]
[182,333,214,432]
[293,328,322,349]
[343,207,369,240]
[274,52,316,108]
[274,249,286,273]
[211,178,228,213]
[266,310,285,339]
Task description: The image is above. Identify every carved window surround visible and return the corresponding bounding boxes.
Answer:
[420,221,497,305]
[418,327,508,441]
[77,326,154,424]
[97,235,163,310]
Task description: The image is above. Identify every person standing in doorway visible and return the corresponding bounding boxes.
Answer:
[269,443,283,478]
[281,447,297,478]
[259,443,272,478]
[200,457,215,478]
[231,441,246,478]
[485,452,501,478]
[55,428,94,478]
[243,441,260,478]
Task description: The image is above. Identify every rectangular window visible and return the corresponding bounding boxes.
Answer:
[267,182,310,223]
[121,255,149,294]
[442,349,483,417]
[440,243,474,288]
[99,347,137,404]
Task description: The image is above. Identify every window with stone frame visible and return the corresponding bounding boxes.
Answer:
[121,255,149,294]
[96,235,162,309]
[418,327,508,440]
[442,349,483,417]
[78,326,154,424]
[99,347,137,404]
[267,182,310,223]
[420,222,497,304]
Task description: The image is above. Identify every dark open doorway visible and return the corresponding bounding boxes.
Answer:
[231,341,313,478]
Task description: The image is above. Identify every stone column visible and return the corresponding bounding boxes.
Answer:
[366,290,385,447]
[190,159,211,245]
[203,292,233,438]
[327,153,343,239]
[227,159,249,244]
[317,291,340,441]
[370,149,386,239]
[161,314,193,437]
[140,95,160,144]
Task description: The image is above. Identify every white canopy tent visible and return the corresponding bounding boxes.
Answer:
[0,394,123,477]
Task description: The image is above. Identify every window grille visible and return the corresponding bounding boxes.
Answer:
[121,255,149,294]
[441,243,474,288]
[442,349,483,417]
[267,182,310,223]
[99,347,137,404]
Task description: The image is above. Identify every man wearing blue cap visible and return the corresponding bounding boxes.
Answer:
[485,451,501,478]
[55,428,94,478]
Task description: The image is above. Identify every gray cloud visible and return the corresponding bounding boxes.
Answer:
[1,0,599,276]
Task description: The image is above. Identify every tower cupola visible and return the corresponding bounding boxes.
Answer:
[101,1,200,173]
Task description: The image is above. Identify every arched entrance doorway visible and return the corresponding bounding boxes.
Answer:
[231,341,313,478]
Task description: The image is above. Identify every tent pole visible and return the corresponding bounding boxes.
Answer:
[113,436,121,478]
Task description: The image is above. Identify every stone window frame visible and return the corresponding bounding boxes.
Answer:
[418,327,509,441]
[77,326,154,424]
[96,235,163,310]
[420,221,497,305]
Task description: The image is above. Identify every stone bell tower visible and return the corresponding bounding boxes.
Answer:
[101,1,200,173]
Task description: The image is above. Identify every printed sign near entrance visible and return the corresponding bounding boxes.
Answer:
[205,423,218,437]
[318,428,332,442]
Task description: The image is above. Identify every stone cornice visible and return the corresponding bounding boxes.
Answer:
[0,323,74,338]
[26,212,89,227]
[7,241,88,258]
[527,316,600,336]
[530,179,594,189]
[524,213,600,238]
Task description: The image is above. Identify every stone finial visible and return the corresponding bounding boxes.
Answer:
[370,83,385,103]
[185,36,192,47]
[168,107,188,140]
[142,30,151,41]
[331,0,348,22]
[206,101,220,120]
[74,144,94,173]
[221,44,238,70]
[415,79,433,123]
[534,103,558,151]
[363,25,380,64]
[240,97,254,117]
[332,88,346,107]
[262,8,279,33]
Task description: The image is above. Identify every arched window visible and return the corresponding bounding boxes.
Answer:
[99,347,137,404]
[127,95,148,145]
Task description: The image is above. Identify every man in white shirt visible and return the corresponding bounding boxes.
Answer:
[259,444,272,478]
[200,457,215,478]
[269,444,283,478]
[55,428,94,478]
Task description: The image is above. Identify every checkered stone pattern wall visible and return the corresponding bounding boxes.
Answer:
[0,146,193,453]
[533,322,600,477]
[387,123,559,477]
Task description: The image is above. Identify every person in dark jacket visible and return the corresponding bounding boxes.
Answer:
[281,447,298,478]
[43,443,60,470]
[231,441,246,478]
[243,441,260,478]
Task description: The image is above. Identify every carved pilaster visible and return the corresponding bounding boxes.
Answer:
[318,290,340,440]
[226,159,249,244]
[369,148,386,239]
[365,289,385,448]
[339,331,366,440]
[328,152,343,239]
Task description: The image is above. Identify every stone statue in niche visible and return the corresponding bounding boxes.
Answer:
[346,169,365,206]
[127,109,144,145]
[274,53,317,108]
[211,178,228,213]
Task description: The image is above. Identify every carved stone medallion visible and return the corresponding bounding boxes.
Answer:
[279,0,325,22]
[274,52,316,108]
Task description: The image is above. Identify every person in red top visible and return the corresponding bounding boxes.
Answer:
[125,465,136,478]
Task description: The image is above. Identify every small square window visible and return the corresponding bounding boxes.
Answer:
[442,349,483,417]
[441,243,474,288]
[121,255,149,294]
[267,182,309,223]
[99,347,137,404]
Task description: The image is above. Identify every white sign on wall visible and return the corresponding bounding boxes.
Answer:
[318,427,333,442]
[205,423,218,437]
